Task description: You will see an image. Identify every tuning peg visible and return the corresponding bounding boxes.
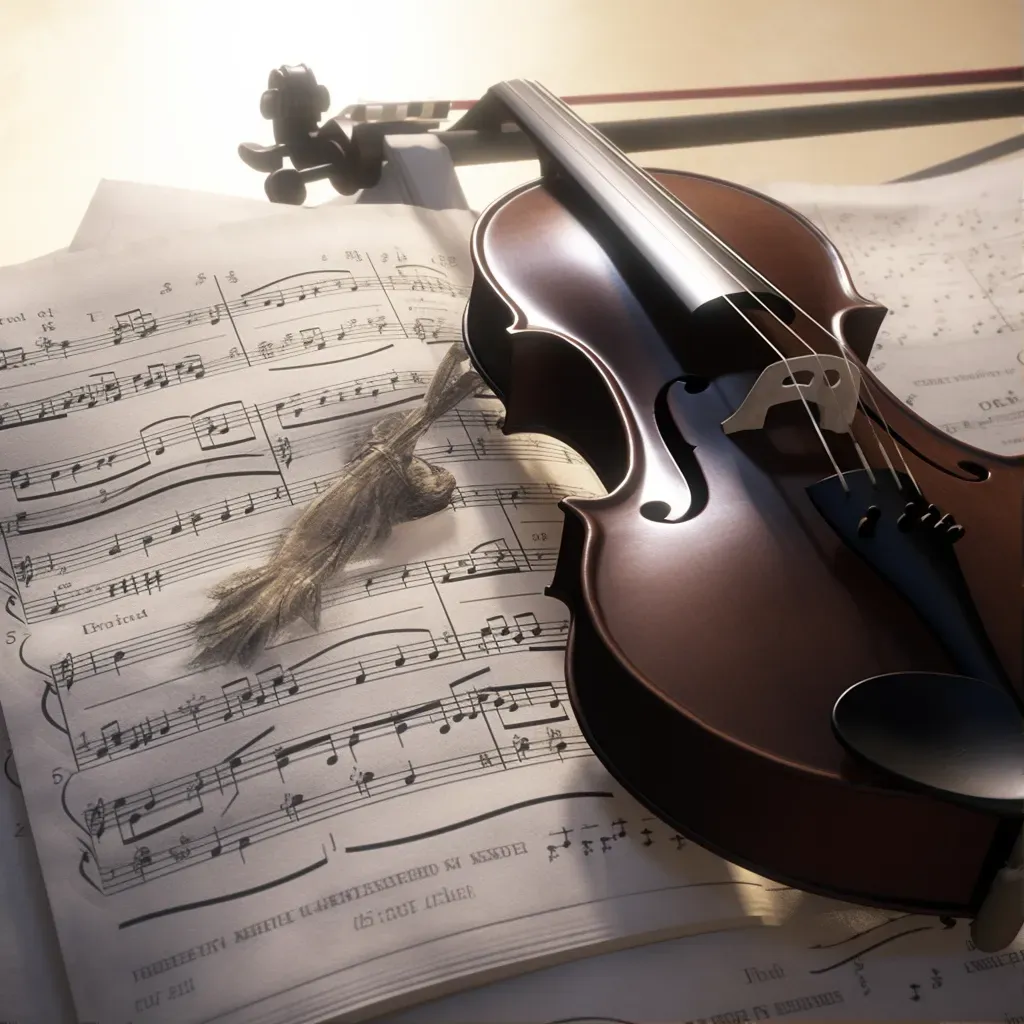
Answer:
[237,141,288,173]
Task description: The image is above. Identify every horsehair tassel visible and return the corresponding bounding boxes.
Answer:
[190,341,483,668]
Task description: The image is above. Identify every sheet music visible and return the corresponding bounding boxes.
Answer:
[762,158,1024,359]
[0,185,306,1024]
[0,202,772,1024]
[1,710,78,1023]
[379,912,1024,1022]
[870,328,1024,455]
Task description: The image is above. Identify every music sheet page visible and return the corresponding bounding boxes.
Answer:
[763,159,1024,453]
[380,908,1024,1022]
[0,203,769,1024]
[1,186,298,1024]
[1,709,77,1023]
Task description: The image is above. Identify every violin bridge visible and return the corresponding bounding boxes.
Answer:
[721,354,861,435]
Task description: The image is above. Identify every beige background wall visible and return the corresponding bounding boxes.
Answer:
[0,0,1020,266]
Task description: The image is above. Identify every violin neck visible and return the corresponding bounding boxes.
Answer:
[491,79,791,323]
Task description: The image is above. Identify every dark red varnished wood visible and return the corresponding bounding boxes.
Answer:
[463,169,1024,916]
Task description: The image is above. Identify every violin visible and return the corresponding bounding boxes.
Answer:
[458,81,1024,950]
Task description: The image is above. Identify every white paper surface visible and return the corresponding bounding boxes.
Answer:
[381,913,1024,1023]
[0,201,772,1024]
[3,157,1024,1024]
[1,183,304,1024]
[763,158,1024,362]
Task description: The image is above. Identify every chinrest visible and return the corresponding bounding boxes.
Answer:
[832,671,1024,814]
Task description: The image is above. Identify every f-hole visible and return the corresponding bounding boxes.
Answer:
[642,378,710,523]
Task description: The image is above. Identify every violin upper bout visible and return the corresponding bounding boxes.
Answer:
[835,299,889,366]
[464,269,635,495]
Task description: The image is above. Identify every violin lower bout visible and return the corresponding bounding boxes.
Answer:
[550,511,1016,916]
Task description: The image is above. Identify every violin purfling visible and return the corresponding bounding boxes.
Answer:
[460,80,1024,950]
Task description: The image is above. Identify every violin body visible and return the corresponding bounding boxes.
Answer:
[463,164,1024,920]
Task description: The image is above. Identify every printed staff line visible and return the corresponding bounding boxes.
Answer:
[270,404,501,463]
[0,331,225,394]
[6,370,422,499]
[4,468,286,540]
[257,304,382,329]
[93,727,585,895]
[98,712,564,840]
[808,913,913,949]
[54,544,561,696]
[16,451,274,512]
[18,476,564,603]
[808,926,937,972]
[100,742,592,896]
[100,668,536,820]
[0,268,466,371]
[268,343,394,371]
[285,428,585,471]
[346,790,615,852]
[267,381,428,434]
[45,491,573,689]
[118,847,329,929]
[96,454,273,504]
[14,482,296,579]
[0,353,213,432]
[76,604,424,712]
[459,590,549,604]
[8,403,257,495]
[0,325,416,432]
[71,606,562,764]
[26,529,283,622]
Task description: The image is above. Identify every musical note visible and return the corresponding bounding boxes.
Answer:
[221,677,266,722]
[0,217,624,1024]
[273,734,338,778]
[281,793,304,822]
[113,308,157,342]
[94,721,124,760]
[547,727,567,760]
[56,652,75,690]
[85,799,107,840]
[300,327,326,350]
[131,847,153,879]
[15,554,32,586]
[0,346,26,370]
[351,768,375,797]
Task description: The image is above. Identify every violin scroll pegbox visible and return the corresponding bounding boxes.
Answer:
[238,64,448,204]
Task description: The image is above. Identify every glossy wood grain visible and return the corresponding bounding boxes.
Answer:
[464,168,1023,915]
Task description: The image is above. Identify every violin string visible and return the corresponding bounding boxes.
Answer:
[627,163,916,492]
[529,81,915,493]
[641,173,916,492]
[523,86,855,490]
[577,105,899,487]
